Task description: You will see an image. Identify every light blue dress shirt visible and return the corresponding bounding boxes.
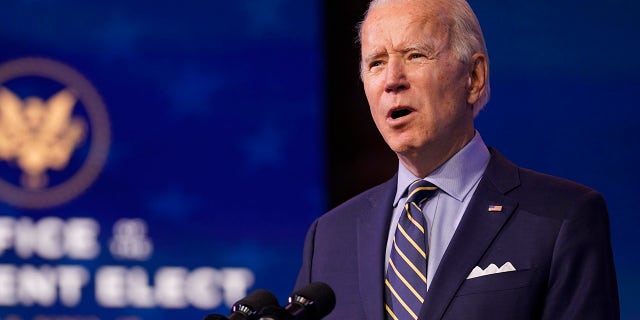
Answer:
[384,131,490,290]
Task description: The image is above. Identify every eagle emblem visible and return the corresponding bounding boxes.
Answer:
[0,86,86,189]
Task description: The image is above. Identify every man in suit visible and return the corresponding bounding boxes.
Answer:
[295,0,619,319]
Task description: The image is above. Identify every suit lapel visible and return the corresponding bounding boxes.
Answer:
[357,175,397,320]
[421,149,521,319]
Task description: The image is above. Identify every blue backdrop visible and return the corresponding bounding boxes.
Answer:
[0,0,323,319]
[0,0,638,319]
[471,1,639,318]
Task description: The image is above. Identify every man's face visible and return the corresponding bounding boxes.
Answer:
[360,1,475,165]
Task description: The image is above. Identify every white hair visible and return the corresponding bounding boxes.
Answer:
[356,0,490,115]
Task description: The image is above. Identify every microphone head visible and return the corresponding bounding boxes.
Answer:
[231,289,279,319]
[288,282,336,319]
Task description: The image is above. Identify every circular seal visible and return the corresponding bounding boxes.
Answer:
[0,57,111,209]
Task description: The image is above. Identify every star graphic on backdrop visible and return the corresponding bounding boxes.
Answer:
[99,17,141,62]
[242,0,287,36]
[147,186,200,220]
[167,65,222,118]
[241,121,285,171]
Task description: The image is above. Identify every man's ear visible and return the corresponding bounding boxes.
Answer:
[466,53,488,106]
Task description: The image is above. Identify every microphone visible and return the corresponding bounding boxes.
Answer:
[258,282,336,320]
[203,289,280,320]
[283,282,336,320]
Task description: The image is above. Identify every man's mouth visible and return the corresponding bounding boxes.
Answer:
[389,107,413,119]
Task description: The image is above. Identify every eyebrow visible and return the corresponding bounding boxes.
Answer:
[362,51,387,64]
[363,43,436,63]
[403,44,437,55]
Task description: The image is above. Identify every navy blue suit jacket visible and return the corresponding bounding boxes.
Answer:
[295,149,619,319]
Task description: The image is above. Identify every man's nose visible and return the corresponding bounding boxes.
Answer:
[385,59,409,93]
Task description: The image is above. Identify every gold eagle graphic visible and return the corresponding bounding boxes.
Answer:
[0,86,86,189]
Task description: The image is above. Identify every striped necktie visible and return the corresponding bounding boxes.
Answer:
[385,179,438,320]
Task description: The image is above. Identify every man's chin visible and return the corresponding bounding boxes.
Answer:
[386,134,430,152]
[390,143,424,159]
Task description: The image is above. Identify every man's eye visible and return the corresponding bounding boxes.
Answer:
[408,53,425,59]
[369,61,383,69]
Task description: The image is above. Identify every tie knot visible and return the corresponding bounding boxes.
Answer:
[407,179,438,206]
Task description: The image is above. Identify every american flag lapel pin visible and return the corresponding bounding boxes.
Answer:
[488,204,503,213]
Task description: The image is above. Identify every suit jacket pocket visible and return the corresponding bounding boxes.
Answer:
[455,269,532,296]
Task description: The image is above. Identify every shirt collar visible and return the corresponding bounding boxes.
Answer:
[393,131,490,206]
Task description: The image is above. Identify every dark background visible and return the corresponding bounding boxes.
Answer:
[0,0,637,318]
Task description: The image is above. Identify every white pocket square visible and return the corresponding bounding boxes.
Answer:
[467,262,516,279]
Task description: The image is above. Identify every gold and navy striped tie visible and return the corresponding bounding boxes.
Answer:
[385,179,438,320]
